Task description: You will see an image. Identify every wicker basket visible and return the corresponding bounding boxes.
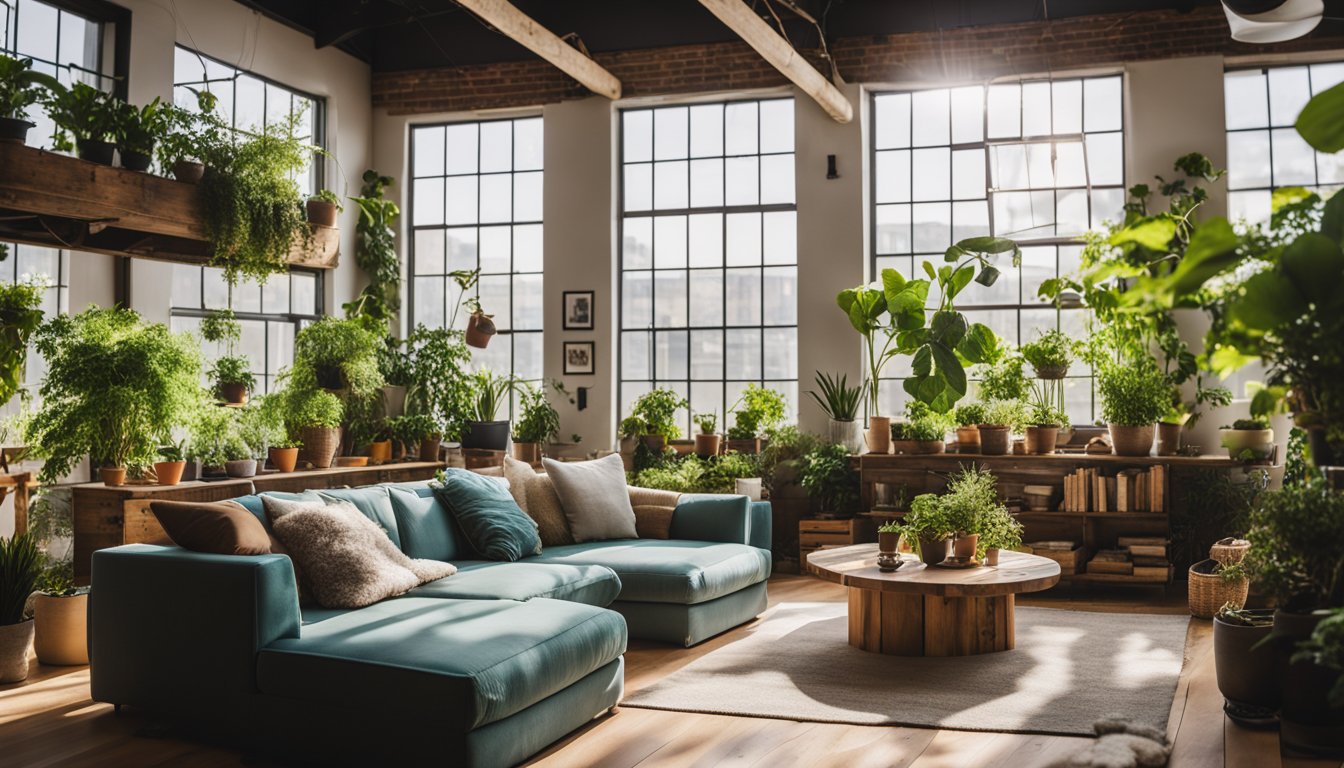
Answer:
[1210,537,1251,566]
[1188,558,1249,619]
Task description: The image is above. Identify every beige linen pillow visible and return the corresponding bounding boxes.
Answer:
[518,468,576,547]
[541,454,638,542]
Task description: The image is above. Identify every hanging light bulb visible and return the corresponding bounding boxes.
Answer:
[1222,0,1324,43]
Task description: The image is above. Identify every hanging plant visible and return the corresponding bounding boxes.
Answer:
[342,169,401,330]
[0,278,45,407]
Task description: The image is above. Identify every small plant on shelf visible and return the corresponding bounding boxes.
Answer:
[1020,329,1078,379]
[980,399,1028,432]
[627,388,689,442]
[727,384,787,440]
[0,54,61,141]
[1098,358,1171,427]
[112,97,170,170]
[807,371,863,422]
[954,402,986,427]
[694,412,717,435]
[799,442,859,518]
[309,189,344,211]
[43,81,118,159]
[200,309,255,404]
[976,352,1030,402]
[513,382,561,446]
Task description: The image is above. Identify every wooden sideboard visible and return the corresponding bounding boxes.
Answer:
[72,461,444,584]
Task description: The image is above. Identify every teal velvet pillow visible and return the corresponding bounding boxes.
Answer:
[432,469,542,561]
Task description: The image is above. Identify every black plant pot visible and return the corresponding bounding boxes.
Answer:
[119,147,153,172]
[1213,611,1279,727]
[0,117,34,144]
[1275,609,1344,757]
[462,420,510,451]
[76,138,116,165]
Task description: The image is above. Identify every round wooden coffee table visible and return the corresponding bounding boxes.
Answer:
[807,544,1061,657]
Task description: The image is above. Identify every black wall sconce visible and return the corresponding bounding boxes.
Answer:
[826,154,839,179]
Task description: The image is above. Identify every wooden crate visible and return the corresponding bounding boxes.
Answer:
[1025,545,1083,574]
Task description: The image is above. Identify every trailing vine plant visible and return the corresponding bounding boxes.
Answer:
[343,169,401,331]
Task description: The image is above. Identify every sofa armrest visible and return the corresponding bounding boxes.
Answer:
[671,495,771,550]
[89,544,301,708]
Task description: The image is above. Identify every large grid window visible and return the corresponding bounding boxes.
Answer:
[619,98,798,437]
[871,75,1124,425]
[1225,63,1344,224]
[409,117,544,393]
[170,46,326,394]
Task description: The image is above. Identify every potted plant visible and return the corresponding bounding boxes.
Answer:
[902,493,954,566]
[291,317,384,396]
[44,81,119,164]
[692,412,721,458]
[187,402,232,478]
[1220,418,1274,460]
[462,370,515,451]
[389,413,440,462]
[1290,608,1344,734]
[0,54,60,144]
[307,189,343,228]
[25,307,202,486]
[1214,603,1279,725]
[953,402,985,453]
[199,309,252,404]
[112,97,168,172]
[0,278,44,408]
[939,466,1003,563]
[808,371,864,454]
[907,415,946,454]
[877,520,902,572]
[153,440,187,486]
[286,388,344,469]
[1020,329,1076,380]
[1098,358,1169,457]
[799,442,859,519]
[627,388,688,453]
[726,384,786,454]
[344,170,402,336]
[978,504,1024,567]
[31,563,88,666]
[0,532,40,682]
[512,382,560,463]
[1024,392,1068,456]
[156,100,215,183]
[977,399,1025,456]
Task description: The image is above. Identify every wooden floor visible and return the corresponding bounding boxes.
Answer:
[1,574,1338,768]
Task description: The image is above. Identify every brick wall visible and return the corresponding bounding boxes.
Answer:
[373,5,1344,115]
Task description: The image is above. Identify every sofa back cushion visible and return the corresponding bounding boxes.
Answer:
[432,469,542,561]
[318,486,401,549]
[230,491,323,530]
[388,485,463,561]
[542,454,638,542]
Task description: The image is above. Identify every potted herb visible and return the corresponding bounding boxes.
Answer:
[0,54,60,144]
[627,388,688,453]
[1024,383,1069,455]
[978,504,1024,567]
[975,353,1030,402]
[0,532,40,682]
[462,370,515,451]
[902,493,954,566]
[905,414,946,454]
[188,403,232,477]
[726,384,787,454]
[877,520,902,572]
[156,100,215,183]
[307,189,343,228]
[44,82,118,164]
[286,388,344,469]
[154,440,187,486]
[1020,329,1076,380]
[977,399,1025,456]
[200,309,255,404]
[0,278,44,408]
[1214,603,1278,724]
[1220,418,1274,461]
[799,442,859,519]
[291,317,384,396]
[693,412,720,458]
[31,563,88,666]
[112,97,168,172]
[512,382,560,463]
[953,402,985,453]
[1098,358,1169,457]
[939,466,1002,563]
[390,413,442,462]
[807,371,864,454]
[25,307,202,486]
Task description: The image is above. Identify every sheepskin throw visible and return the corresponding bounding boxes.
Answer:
[543,454,638,542]
[267,498,456,609]
[1045,717,1171,768]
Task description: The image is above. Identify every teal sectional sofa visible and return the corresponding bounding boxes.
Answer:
[88,480,771,768]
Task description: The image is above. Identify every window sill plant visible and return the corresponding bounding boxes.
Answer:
[306,189,343,228]
[976,399,1026,456]
[45,81,119,165]
[953,401,985,453]
[625,388,688,453]
[0,54,61,145]
[1020,329,1077,380]
[153,440,187,486]
[726,384,787,454]
[693,412,720,458]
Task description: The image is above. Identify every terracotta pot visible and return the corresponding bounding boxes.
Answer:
[0,117,34,144]
[1275,609,1344,757]
[0,620,34,683]
[218,381,249,405]
[669,439,695,455]
[913,439,945,455]
[465,313,496,348]
[513,442,542,463]
[1033,363,1069,380]
[335,456,369,467]
[1109,424,1155,457]
[1156,422,1183,456]
[76,138,115,165]
[100,466,126,486]
[695,433,721,458]
[1025,425,1059,455]
[1213,611,1278,717]
[952,533,980,561]
[153,460,186,486]
[955,426,981,453]
[367,440,392,464]
[865,416,891,454]
[306,198,339,228]
[827,419,864,454]
[172,160,205,183]
[878,530,900,554]
[33,593,88,666]
[984,547,1001,566]
[890,439,916,455]
[1012,439,1027,455]
[225,459,257,478]
[419,436,443,462]
[726,438,761,455]
[918,535,950,566]
[978,425,1011,455]
[268,446,299,473]
[300,426,341,469]
[119,147,153,172]
[1219,428,1274,460]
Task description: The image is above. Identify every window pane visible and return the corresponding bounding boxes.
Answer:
[654,216,688,269]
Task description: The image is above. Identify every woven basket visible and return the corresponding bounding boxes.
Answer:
[1210,537,1251,566]
[1188,558,1249,619]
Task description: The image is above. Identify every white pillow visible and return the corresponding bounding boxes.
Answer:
[541,454,638,542]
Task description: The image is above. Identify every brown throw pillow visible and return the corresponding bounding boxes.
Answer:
[524,473,576,547]
[633,505,676,539]
[150,500,272,556]
[269,499,457,609]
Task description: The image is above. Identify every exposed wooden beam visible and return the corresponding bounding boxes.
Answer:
[696,0,852,123]
[454,0,621,100]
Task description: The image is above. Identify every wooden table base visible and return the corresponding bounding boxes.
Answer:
[848,586,1015,656]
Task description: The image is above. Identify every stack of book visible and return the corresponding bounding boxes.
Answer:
[1087,548,1133,575]
[1061,465,1167,513]
[1119,536,1172,581]
[1026,540,1082,573]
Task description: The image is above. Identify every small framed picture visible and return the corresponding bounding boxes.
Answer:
[563,290,594,330]
[563,341,595,375]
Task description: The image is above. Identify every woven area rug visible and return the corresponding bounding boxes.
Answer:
[623,602,1190,736]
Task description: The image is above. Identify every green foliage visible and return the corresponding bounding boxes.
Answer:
[629,452,760,494]
[1098,358,1171,426]
[155,94,227,168]
[290,317,384,397]
[628,388,688,440]
[807,371,864,421]
[0,532,41,625]
[727,384,787,440]
[799,442,859,515]
[891,417,943,442]
[405,325,473,441]
[36,559,80,597]
[980,399,1028,431]
[0,54,61,121]
[388,412,441,445]
[694,411,717,434]
[0,278,44,407]
[513,382,561,444]
[469,370,516,423]
[285,388,344,432]
[208,355,256,391]
[310,188,344,211]
[1245,481,1344,611]
[342,170,401,332]
[953,402,986,427]
[199,308,241,345]
[44,81,117,149]
[1291,608,1344,708]
[1230,418,1269,431]
[1296,79,1344,153]
[1020,329,1077,374]
[26,307,202,481]
[112,97,169,155]
[975,353,1029,402]
[757,425,820,494]
[187,404,238,465]
[902,493,956,543]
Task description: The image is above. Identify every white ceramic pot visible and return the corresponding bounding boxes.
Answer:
[33,592,89,666]
[827,419,863,454]
[0,620,34,682]
[1220,428,1274,460]
[735,477,763,501]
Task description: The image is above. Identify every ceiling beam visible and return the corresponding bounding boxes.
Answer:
[696,0,852,123]
[454,0,622,100]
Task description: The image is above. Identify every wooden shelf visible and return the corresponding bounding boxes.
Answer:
[1060,572,1170,585]
[0,143,338,268]
[1015,510,1169,520]
[860,450,1263,468]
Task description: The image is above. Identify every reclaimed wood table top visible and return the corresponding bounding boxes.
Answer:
[807,544,1061,597]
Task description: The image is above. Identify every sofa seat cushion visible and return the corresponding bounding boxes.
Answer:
[258,597,626,731]
[529,540,771,605]
[405,561,621,607]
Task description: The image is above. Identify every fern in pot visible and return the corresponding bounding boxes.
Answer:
[512,382,560,463]
[808,371,864,454]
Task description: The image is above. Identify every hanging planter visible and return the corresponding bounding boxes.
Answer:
[465,312,496,349]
